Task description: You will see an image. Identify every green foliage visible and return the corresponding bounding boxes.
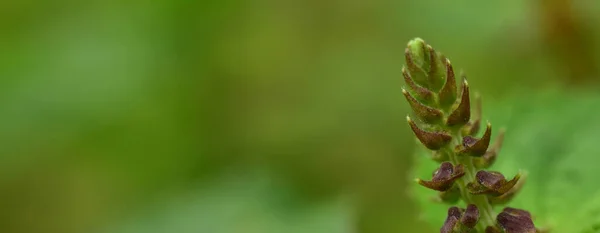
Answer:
[412,89,600,232]
[97,170,354,233]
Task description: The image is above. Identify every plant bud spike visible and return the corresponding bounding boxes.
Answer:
[457,122,492,157]
[446,79,471,127]
[403,88,444,123]
[403,67,435,103]
[407,116,452,150]
[438,58,458,109]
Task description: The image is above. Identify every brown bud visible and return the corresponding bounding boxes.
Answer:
[403,67,435,103]
[461,204,480,228]
[440,205,479,233]
[403,88,444,124]
[441,207,462,233]
[438,58,458,109]
[417,162,465,191]
[446,79,471,127]
[407,116,452,150]
[441,215,459,233]
[457,123,492,157]
[474,129,505,168]
[490,173,527,205]
[467,171,521,196]
[497,207,536,233]
[462,93,482,136]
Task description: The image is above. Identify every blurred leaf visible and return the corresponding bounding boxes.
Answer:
[97,170,356,233]
[410,89,600,232]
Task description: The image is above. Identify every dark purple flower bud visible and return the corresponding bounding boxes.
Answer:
[490,173,527,205]
[457,123,492,157]
[417,162,465,191]
[440,205,480,233]
[407,116,452,150]
[497,207,536,233]
[461,93,482,136]
[440,215,459,233]
[467,170,521,196]
[461,204,480,228]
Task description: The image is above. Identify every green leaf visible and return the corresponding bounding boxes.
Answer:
[410,89,600,232]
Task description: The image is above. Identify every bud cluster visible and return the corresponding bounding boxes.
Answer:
[402,38,539,233]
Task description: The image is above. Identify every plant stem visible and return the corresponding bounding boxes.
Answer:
[447,132,496,232]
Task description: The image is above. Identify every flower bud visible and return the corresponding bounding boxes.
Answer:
[425,44,446,91]
[446,79,471,127]
[438,58,458,109]
[440,205,480,233]
[407,116,452,150]
[461,204,480,228]
[490,173,526,205]
[403,67,435,104]
[405,38,430,87]
[467,171,521,196]
[417,162,465,191]
[496,207,536,233]
[457,123,492,157]
[403,88,444,124]
[474,129,505,168]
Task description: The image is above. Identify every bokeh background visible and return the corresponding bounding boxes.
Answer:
[1,0,600,233]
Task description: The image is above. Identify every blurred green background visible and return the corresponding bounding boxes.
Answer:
[1,0,600,233]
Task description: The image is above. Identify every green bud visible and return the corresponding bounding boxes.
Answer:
[405,38,430,87]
